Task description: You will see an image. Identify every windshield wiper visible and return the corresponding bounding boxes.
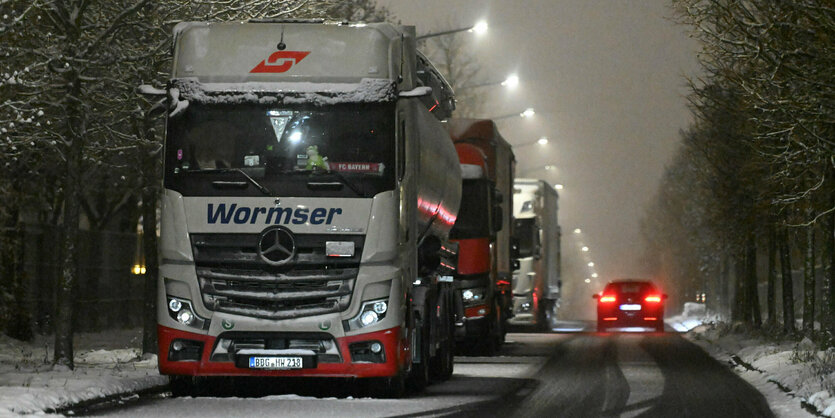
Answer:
[287,168,364,196]
[201,168,273,196]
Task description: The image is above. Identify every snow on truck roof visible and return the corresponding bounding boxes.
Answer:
[171,78,396,106]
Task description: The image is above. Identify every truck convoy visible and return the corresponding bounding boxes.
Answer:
[446,119,516,354]
[509,179,561,331]
[156,21,462,397]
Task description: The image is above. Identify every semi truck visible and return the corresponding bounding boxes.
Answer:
[155,21,462,397]
[446,119,515,354]
[509,179,561,331]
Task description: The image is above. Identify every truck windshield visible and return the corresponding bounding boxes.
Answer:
[450,179,491,239]
[165,103,395,198]
[514,218,538,258]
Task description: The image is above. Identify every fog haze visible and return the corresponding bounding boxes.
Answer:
[379,0,702,291]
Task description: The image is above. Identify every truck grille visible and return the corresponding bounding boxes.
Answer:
[191,233,363,320]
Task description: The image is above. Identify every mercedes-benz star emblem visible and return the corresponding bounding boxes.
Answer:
[258,226,296,266]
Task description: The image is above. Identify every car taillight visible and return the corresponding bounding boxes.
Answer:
[645,295,662,303]
[599,295,616,303]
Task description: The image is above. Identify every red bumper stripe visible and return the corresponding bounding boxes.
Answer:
[158,325,406,378]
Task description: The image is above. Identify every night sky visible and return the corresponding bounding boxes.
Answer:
[379,0,702,300]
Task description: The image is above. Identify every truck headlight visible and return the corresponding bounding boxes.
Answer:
[167,296,208,330]
[347,298,389,330]
[462,287,486,306]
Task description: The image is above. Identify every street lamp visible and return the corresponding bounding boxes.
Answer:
[417,20,488,40]
[588,262,595,267]
[489,107,535,121]
[581,246,589,252]
[501,74,519,89]
[555,183,564,190]
[512,137,548,149]
[458,74,520,90]
[574,228,582,234]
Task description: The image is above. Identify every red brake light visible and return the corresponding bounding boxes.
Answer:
[599,295,616,303]
[645,295,662,303]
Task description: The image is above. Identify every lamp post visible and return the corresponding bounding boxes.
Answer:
[417,21,488,40]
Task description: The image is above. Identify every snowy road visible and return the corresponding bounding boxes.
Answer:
[81,323,774,417]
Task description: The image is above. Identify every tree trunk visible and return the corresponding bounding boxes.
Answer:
[720,254,730,318]
[54,78,84,369]
[802,224,816,334]
[826,189,835,336]
[779,226,795,334]
[746,237,761,327]
[766,223,777,327]
[732,253,745,322]
[4,208,32,341]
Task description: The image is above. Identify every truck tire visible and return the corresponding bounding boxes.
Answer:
[368,372,406,398]
[544,300,557,332]
[537,300,550,332]
[407,303,431,391]
[430,291,454,381]
[480,303,502,356]
[492,300,506,349]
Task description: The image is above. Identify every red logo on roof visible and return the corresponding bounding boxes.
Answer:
[250,51,310,73]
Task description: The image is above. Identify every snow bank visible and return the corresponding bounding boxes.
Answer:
[0,330,167,416]
[688,324,832,417]
[666,302,713,332]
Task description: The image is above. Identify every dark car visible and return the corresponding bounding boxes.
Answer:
[593,280,666,332]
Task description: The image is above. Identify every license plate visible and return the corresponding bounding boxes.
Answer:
[620,304,641,311]
[248,356,303,369]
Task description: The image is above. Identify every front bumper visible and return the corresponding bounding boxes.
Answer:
[158,325,404,378]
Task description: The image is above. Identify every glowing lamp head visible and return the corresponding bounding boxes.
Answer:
[471,21,488,35]
[360,310,378,327]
